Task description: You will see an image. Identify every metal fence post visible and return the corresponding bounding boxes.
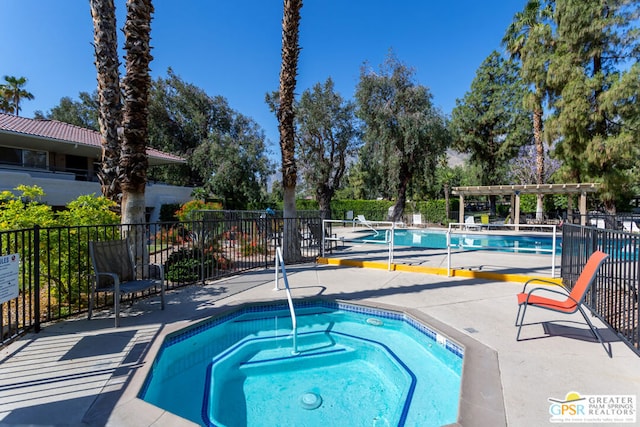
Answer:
[33,225,41,333]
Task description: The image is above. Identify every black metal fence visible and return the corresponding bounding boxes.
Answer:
[562,223,639,355]
[0,217,322,346]
[4,218,638,354]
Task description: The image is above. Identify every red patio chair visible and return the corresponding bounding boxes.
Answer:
[516,250,609,352]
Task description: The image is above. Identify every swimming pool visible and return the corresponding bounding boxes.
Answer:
[362,229,561,255]
[139,301,463,427]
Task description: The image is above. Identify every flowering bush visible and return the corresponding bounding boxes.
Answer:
[238,232,265,256]
[175,200,221,222]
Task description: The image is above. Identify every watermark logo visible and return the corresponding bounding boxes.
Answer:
[549,392,636,423]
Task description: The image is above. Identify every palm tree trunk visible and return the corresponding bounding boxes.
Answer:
[444,182,450,221]
[534,97,545,220]
[90,0,122,206]
[120,0,153,222]
[278,0,302,262]
[121,0,153,267]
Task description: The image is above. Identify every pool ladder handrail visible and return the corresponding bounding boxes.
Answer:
[274,247,300,355]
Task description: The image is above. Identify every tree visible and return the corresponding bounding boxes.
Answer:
[277,0,303,261]
[148,68,216,158]
[149,69,271,205]
[39,68,272,203]
[119,0,154,228]
[0,85,12,113]
[295,78,360,219]
[35,92,99,130]
[1,75,34,116]
[547,0,640,213]
[190,114,272,210]
[508,142,561,185]
[90,0,123,205]
[148,69,233,187]
[503,0,554,220]
[147,69,218,187]
[450,51,532,214]
[436,158,459,221]
[355,53,449,222]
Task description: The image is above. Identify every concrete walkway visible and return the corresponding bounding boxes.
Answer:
[0,254,638,426]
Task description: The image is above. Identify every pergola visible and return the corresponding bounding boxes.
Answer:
[452,183,601,228]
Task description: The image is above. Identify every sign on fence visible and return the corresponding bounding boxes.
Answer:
[0,254,19,304]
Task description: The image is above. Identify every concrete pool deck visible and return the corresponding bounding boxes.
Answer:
[0,248,638,426]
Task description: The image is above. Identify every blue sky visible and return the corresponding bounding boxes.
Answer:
[1,1,526,155]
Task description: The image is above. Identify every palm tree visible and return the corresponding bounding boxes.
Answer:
[278,0,302,261]
[503,0,554,221]
[0,85,12,112]
[120,0,153,227]
[89,0,122,205]
[437,157,457,222]
[2,75,34,116]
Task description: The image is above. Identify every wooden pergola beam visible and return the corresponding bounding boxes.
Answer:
[452,183,601,227]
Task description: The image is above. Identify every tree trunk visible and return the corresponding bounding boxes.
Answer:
[533,96,545,220]
[444,183,450,222]
[278,0,303,262]
[317,186,332,220]
[391,163,410,223]
[121,192,148,273]
[120,0,153,225]
[90,0,122,206]
[120,0,153,268]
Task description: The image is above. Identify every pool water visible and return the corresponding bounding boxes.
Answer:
[363,229,561,255]
[140,301,463,427]
[208,331,412,426]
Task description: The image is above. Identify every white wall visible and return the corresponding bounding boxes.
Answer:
[0,169,192,222]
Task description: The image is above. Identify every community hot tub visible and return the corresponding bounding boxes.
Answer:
[137,300,475,427]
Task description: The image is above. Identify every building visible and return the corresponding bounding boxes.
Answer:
[0,112,192,222]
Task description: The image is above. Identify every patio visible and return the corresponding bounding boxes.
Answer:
[0,249,638,426]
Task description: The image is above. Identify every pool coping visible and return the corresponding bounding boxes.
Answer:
[111,296,506,426]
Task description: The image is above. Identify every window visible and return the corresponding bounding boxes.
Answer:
[0,146,48,169]
[65,154,89,180]
[23,150,47,168]
[0,147,21,165]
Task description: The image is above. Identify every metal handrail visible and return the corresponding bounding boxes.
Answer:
[322,219,396,270]
[273,247,300,355]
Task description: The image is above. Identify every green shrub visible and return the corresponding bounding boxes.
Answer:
[295,199,319,211]
[238,232,266,256]
[330,200,394,221]
[57,194,119,226]
[159,203,181,222]
[414,200,447,224]
[164,247,213,283]
[0,186,121,305]
[164,246,232,283]
[520,194,568,215]
[0,185,56,230]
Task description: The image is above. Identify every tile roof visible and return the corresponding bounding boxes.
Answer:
[0,112,185,163]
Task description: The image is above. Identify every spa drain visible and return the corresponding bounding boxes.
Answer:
[366,318,383,326]
[300,392,322,410]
